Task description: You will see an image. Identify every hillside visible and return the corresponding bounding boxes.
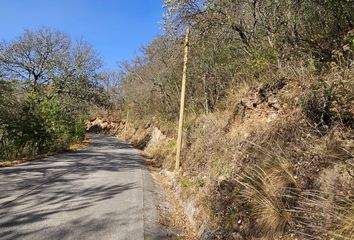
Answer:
[104,68,353,239]
[97,1,354,239]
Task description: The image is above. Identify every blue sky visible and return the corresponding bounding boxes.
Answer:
[0,0,164,69]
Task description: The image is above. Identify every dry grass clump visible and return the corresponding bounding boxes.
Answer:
[182,112,235,175]
[294,191,353,240]
[336,203,354,239]
[117,121,153,149]
[294,163,354,240]
[238,154,298,238]
[145,138,176,169]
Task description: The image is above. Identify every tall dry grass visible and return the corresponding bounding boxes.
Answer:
[236,146,298,238]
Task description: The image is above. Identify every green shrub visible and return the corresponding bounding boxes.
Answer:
[0,95,87,160]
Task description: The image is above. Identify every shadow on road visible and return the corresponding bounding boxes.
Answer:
[0,135,145,240]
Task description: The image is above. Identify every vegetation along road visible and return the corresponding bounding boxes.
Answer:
[0,1,353,239]
[0,135,164,240]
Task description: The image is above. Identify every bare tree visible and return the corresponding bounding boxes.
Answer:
[0,28,70,92]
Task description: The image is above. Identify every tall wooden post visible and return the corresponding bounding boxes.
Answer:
[175,29,190,171]
[124,109,129,138]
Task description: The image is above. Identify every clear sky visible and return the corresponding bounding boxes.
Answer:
[0,0,164,70]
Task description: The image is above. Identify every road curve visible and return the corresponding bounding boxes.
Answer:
[0,135,165,240]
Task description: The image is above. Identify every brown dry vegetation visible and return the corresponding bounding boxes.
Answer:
[106,61,353,239]
[91,1,354,239]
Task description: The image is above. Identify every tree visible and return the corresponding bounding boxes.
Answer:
[0,28,108,160]
[116,0,354,120]
[0,28,70,93]
[0,28,104,104]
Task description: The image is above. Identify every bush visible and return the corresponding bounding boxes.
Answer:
[302,66,354,129]
[0,95,87,160]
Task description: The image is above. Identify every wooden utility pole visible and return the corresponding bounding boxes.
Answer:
[124,109,129,137]
[175,28,190,171]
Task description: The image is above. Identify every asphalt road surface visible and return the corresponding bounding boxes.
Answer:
[0,135,166,240]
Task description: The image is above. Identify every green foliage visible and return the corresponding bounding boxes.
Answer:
[0,94,87,160]
[167,139,177,150]
[344,30,354,51]
[180,176,192,188]
[250,47,278,72]
[0,29,109,161]
[195,178,205,188]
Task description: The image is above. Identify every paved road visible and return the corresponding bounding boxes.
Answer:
[0,135,166,240]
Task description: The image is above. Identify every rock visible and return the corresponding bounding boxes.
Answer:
[101,122,108,129]
[198,223,215,240]
[164,170,175,179]
[267,113,278,123]
[232,232,242,240]
[86,117,121,135]
[147,127,166,146]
